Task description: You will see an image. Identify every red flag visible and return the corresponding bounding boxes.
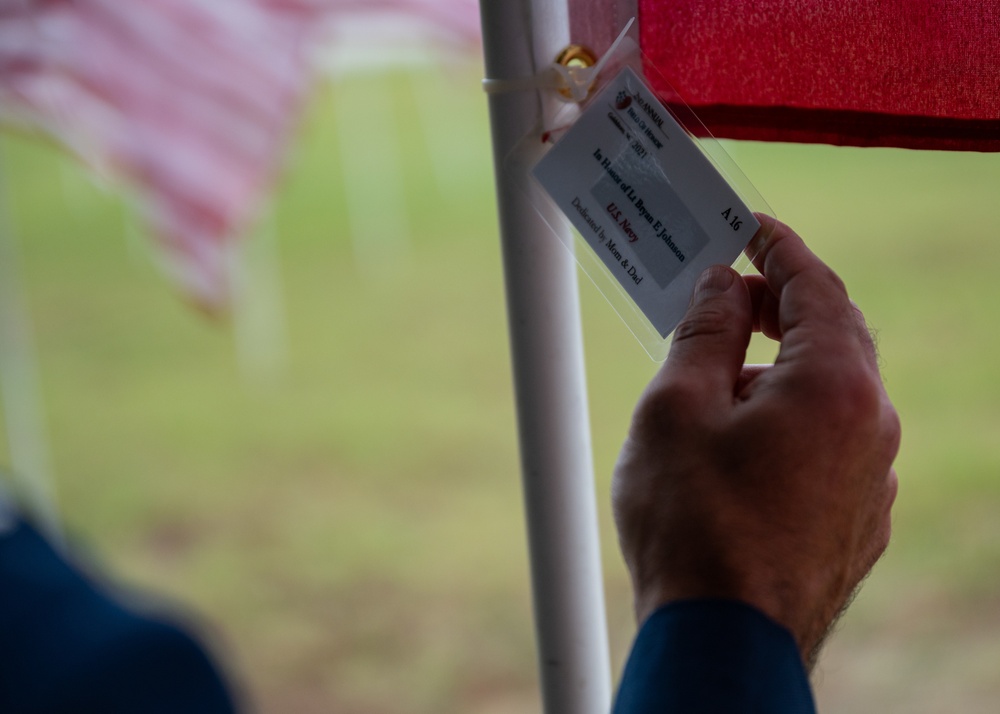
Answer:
[636,0,1000,151]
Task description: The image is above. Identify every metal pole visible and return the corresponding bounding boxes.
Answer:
[478,2,612,712]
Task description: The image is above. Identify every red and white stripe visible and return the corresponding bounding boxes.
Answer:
[0,0,481,309]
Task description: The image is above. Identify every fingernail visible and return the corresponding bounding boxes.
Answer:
[693,265,735,303]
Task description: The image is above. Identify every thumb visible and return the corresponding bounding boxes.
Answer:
[657,265,753,401]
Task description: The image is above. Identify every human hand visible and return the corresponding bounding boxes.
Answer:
[612,219,900,667]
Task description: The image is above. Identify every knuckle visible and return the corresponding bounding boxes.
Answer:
[882,404,902,455]
[797,363,899,450]
[884,468,900,510]
[630,387,687,437]
[807,258,849,299]
[808,365,881,421]
[875,507,894,559]
[629,376,714,443]
[840,369,883,415]
[673,304,736,344]
[825,267,849,296]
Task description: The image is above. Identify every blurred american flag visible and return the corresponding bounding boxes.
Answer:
[0,0,480,310]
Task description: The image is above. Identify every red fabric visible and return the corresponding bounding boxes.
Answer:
[638,0,1000,151]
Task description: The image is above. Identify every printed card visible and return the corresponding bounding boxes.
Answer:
[533,66,759,339]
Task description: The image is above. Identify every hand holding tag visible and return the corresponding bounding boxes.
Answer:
[526,63,773,359]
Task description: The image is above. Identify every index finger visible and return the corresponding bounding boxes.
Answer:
[747,219,879,369]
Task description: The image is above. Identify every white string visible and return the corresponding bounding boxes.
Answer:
[482,17,636,103]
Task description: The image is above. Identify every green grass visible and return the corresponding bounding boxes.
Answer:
[4,67,1000,712]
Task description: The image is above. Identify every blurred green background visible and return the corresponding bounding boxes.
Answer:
[3,65,1000,713]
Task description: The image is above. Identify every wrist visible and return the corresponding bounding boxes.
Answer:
[633,568,833,668]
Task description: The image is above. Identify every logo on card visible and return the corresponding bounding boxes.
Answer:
[615,90,632,111]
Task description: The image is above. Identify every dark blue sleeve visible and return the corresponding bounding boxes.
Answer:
[0,520,238,714]
[612,600,816,714]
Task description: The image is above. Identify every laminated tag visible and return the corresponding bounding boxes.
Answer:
[530,65,769,359]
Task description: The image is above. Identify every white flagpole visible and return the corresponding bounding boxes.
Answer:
[478,1,611,712]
